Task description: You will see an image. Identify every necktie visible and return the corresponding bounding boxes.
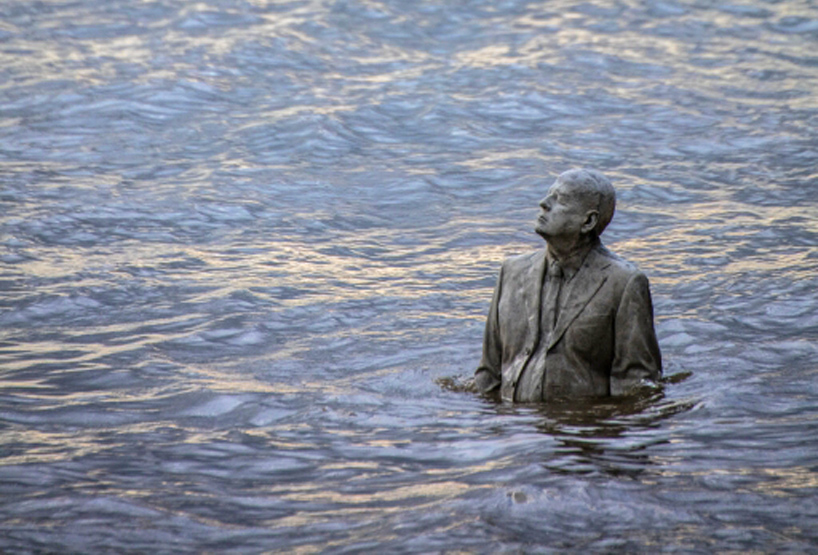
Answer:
[543,260,563,332]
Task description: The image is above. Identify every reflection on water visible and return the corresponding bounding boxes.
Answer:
[466,381,698,478]
[1,0,817,551]
[532,390,695,477]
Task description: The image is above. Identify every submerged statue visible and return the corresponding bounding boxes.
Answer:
[474,169,661,402]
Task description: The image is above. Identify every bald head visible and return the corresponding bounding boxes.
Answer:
[556,168,616,237]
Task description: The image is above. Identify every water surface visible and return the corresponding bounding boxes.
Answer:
[1,0,817,551]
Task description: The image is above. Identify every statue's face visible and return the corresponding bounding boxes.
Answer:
[535,178,591,241]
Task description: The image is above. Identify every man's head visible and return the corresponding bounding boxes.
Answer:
[535,168,616,245]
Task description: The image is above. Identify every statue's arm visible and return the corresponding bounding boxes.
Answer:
[610,271,662,395]
[474,264,504,393]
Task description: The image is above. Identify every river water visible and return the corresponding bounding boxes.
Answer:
[1,0,817,551]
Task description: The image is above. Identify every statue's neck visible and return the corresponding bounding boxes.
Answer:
[546,235,598,264]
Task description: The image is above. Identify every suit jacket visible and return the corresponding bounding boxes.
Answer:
[474,242,661,402]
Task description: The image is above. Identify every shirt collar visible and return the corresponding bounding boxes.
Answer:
[547,240,597,282]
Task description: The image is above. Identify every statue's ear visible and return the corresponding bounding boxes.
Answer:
[581,211,599,235]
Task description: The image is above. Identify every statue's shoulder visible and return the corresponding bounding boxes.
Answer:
[594,244,643,279]
[501,248,545,273]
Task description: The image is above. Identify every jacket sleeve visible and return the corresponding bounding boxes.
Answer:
[610,271,662,395]
[474,263,504,393]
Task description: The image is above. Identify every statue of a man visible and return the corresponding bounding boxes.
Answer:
[474,169,662,402]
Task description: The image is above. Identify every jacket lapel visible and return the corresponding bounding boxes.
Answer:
[547,246,611,350]
[523,249,548,350]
